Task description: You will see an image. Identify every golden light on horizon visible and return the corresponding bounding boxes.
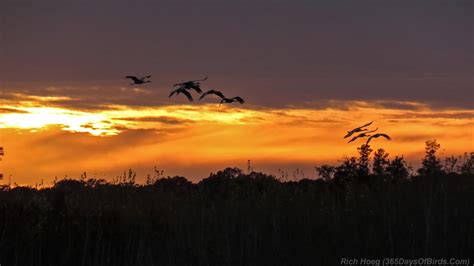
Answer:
[0,96,473,185]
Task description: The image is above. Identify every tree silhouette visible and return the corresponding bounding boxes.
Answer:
[334,157,358,183]
[315,164,335,181]
[373,148,390,177]
[387,156,409,181]
[418,139,443,176]
[0,141,471,265]
[443,155,459,174]
[459,152,474,175]
[357,144,373,177]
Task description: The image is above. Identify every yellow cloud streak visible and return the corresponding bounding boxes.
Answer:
[0,99,472,184]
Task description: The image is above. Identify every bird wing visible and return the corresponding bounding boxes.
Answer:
[173,76,207,86]
[176,85,187,90]
[232,97,245,104]
[141,75,151,80]
[181,89,194,102]
[366,133,391,144]
[200,90,225,100]
[212,90,225,99]
[346,121,373,137]
[360,121,374,129]
[199,91,209,100]
[351,121,374,131]
[190,85,202,94]
[169,89,178,98]
[366,127,379,134]
[125,76,140,82]
[348,136,358,143]
[355,132,368,138]
[343,131,354,139]
[366,135,374,145]
[191,76,208,82]
[348,132,370,143]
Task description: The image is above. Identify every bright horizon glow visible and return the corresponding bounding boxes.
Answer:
[0,94,473,185]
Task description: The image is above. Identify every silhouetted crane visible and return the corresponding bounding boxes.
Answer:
[173,76,208,93]
[366,133,391,145]
[347,128,378,143]
[125,75,152,85]
[344,121,374,138]
[199,90,245,105]
[169,87,194,102]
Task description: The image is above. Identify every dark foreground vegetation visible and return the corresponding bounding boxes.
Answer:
[0,141,473,265]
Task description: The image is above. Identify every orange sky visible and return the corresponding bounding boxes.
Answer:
[1,1,472,187]
[0,94,473,186]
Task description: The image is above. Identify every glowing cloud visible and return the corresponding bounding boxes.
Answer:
[0,95,473,185]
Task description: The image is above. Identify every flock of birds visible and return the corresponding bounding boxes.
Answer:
[125,74,390,146]
[343,121,391,145]
[125,75,245,105]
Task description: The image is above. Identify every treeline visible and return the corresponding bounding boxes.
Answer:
[0,140,472,265]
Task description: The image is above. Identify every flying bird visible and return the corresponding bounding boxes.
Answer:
[199,89,245,105]
[169,87,194,102]
[199,89,225,100]
[366,133,391,145]
[125,75,152,85]
[173,76,208,94]
[344,121,374,138]
[347,128,378,143]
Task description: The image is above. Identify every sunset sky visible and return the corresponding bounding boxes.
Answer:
[1,0,473,185]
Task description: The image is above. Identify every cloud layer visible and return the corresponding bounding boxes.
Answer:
[1,0,473,108]
[1,91,472,185]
